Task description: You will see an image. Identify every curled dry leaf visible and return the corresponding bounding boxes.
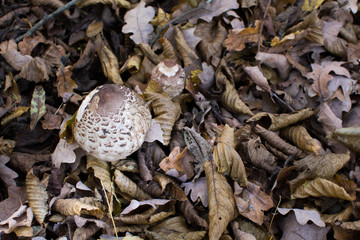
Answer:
[174,26,199,67]
[0,137,15,155]
[31,0,69,16]
[177,200,208,228]
[204,160,238,240]
[73,223,99,240]
[0,39,32,71]
[1,106,29,126]
[26,169,48,225]
[144,92,181,146]
[244,138,277,172]
[19,57,52,82]
[159,146,186,173]
[86,20,103,39]
[148,216,206,240]
[158,38,180,64]
[117,199,175,225]
[96,42,123,85]
[56,66,82,104]
[221,79,254,116]
[281,125,321,155]
[277,208,325,227]
[153,173,188,201]
[328,127,360,152]
[53,197,105,219]
[321,205,352,223]
[255,52,291,79]
[213,124,248,185]
[77,0,131,8]
[4,73,21,108]
[248,108,315,131]
[122,0,155,44]
[234,181,273,225]
[291,177,355,201]
[232,218,273,240]
[114,169,152,201]
[253,124,304,158]
[243,65,272,93]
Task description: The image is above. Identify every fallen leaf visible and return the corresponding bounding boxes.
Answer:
[181,177,208,207]
[0,39,32,71]
[328,127,360,152]
[278,208,325,227]
[29,85,46,130]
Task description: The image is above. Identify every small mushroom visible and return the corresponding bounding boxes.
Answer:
[151,59,186,98]
[74,84,152,161]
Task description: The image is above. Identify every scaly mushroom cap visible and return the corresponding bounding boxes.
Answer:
[151,59,185,98]
[74,84,152,161]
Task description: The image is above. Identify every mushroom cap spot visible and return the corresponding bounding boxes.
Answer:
[74,84,152,161]
[151,59,186,98]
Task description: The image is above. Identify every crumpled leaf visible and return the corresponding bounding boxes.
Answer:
[0,205,33,236]
[19,57,52,82]
[244,66,272,93]
[278,208,325,227]
[153,173,188,201]
[144,92,181,146]
[281,125,321,155]
[159,147,187,173]
[322,20,348,58]
[181,177,208,207]
[117,199,175,225]
[148,216,206,240]
[221,79,254,116]
[243,138,277,172]
[318,102,342,135]
[232,218,273,240]
[328,127,360,152]
[144,119,164,144]
[234,181,273,225]
[51,139,79,168]
[255,52,291,79]
[53,197,105,219]
[0,137,15,156]
[56,66,83,105]
[291,177,355,201]
[174,26,199,67]
[77,0,130,8]
[223,20,262,52]
[204,160,238,240]
[213,124,248,185]
[122,0,155,44]
[247,108,315,131]
[114,169,151,201]
[3,72,21,108]
[26,169,48,225]
[30,85,46,130]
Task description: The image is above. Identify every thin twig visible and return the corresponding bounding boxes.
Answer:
[15,0,79,43]
[149,0,212,47]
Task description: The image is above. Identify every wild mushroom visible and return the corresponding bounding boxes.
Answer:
[151,59,186,98]
[74,84,152,161]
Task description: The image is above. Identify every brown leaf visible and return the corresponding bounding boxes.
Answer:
[234,181,273,225]
[19,57,52,82]
[328,127,360,152]
[122,0,155,44]
[30,85,46,130]
[4,72,21,108]
[114,169,151,201]
[26,169,48,225]
[153,173,188,201]
[277,208,325,227]
[204,160,238,240]
[281,125,321,155]
[174,26,199,67]
[213,124,248,185]
[182,177,208,207]
[255,52,291,79]
[291,177,355,201]
[77,0,130,8]
[0,205,33,236]
[159,146,187,172]
[244,66,272,93]
[243,138,277,172]
[51,139,79,168]
[221,79,254,116]
[177,200,209,228]
[18,35,45,55]
[86,20,103,39]
[144,92,181,145]
[317,102,342,135]
[0,137,15,156]
[223,20,263,52]
[1,106,29,125]
[0,186,27,222]
[53,197,105,219]
[0,39,32,71]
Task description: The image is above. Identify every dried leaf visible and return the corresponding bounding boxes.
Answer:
[321,205,353,223]
[53,197,105,219]
[96,41,123,84]
[255,52,291,79]
[213,124,247,185]
[0,39,32,71]
[158,38,180,64]
[244,66,272,93]
[177,200,208,228]
[144,92,181,145]
[204,160,238,240]
[51,139,79,168]
[301,0,324,11]
[328,127,360,152]
[30,85,46,130]
[281,125,321,155]
[291,177,355,201]
[248,108,315,131]
[244,138,277,172]
[26,169,48,225]
[221,79,254,116]
[19,57,52,82]
[181,177,208,207]
[234,181,273,225]
[4,72,21,108]
[86,20,103,38]
[0,137,15,156]
[159,147,186,172]
[232,218,273,240]
[174,26,199,67]
[148,216,206,240]
[122,0,155,44]
[77,0,130,8]
[114,169,152,201]
[223,20,263,51]
[277,208,325,227]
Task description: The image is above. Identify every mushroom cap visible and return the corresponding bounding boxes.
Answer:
[74,84,152,161]
[151,59,185,98]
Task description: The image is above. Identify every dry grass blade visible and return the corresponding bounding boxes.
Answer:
[221,79,254,116]
[26,169,48,225]
[204,160,238,240]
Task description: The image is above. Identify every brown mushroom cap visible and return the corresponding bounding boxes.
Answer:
[151,59,185,98]
[74,84,152,161]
